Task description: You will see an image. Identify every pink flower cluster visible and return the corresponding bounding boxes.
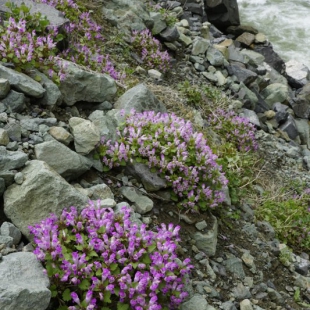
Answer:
[0,17,60,74]
[29,202,192,310]
[99,111,228,210]
[208,109,258,152]
[131,29,171,72]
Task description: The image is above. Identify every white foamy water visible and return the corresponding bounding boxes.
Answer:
[237,0,310,69]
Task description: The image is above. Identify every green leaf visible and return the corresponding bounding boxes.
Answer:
[114,287,120,296]
[89,250,98,257]
[57,306,68,310]
[78,279,90,290]
[135,157,142,163]
[117,302,130,310]
[96,269,102,277]
[103,291,111,303]
[142,254,151,264]
[62,288,72,302]
[110,263,118,271]
[147,244,156,253]
[102,166,111,172]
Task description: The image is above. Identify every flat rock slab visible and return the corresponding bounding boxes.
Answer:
[0,0,67,28]
[4,160,88,240]
[0,252,51,310]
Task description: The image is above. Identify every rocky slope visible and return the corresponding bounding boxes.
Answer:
[0,0,310,309]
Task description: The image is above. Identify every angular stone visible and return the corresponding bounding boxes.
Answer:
[178,32,192,46]
[279,115,298,140]
[48,126,73,146]
[0,235,13,247]
[224,256,246,279]
[293,100,310,119]
[69,117,101,155]
[1,90,26,113]
[206,46,225,66]
[180,294,209,310]
[159,26,180,42]
[0,252,50,310]
[58,60,117,106]
[114,84,166,115]
[34,140,92,181]
[227,64,257,86]
[0,78,10,99]
[240,109,260,127]
[261,83,289,106]
[125,162,167,192]
[88,110,118,142]
[29,70,62,106]
[295,119,310,147]
[4,160,88,240]
[20,118,57,132]
[86,184,114,201]
[0,177,5,195]
[233,283,251,300]
[150,12,167,35]
[148,69,162,80]
[240,49,265,67]
[0,65,45,98]
[0,222,21,245]
[202,71,218,83]
[240,299,253,310]
[236,32,255,46]
[193,216,218,256]
[192,38,210,56]
[0,128,9,146]
[0,146,28,171]
[134,195,154,214]
[285,59,310,88]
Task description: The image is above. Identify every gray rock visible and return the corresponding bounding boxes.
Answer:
[193,216,218,256]
[69,117,101,155]
[134,195,154,214]
[267,288,284,304]
[0,235,13,247]
[295,119,310,147]
[285,60,310,88]
[0,252,51,310]
[34,140,92,180]
[227,64,257,86]
[88,110,118,142]
[150,12,167,35]
[294,257,310,276]
[261,83,289,106]
[4,120,22,142]
[125,162,167,192]
[240,109,260,127]
[206,46,225,66]
[257,221,275,240]
[220,301,238,310]
[279,115,298,140]
[48,126,73,146]
[0,65,45,98]
[0,222,21,245]
[192,38,210,56]
[0,128,9,146]
[0,0,67,28]
[240,299,253,310]
[228,45,247,64]
[292,100,310,119]
[86,183,114,201]
[114,84,166,114]
[4,160,88,240]
[178,32,192,46]
[224,256,246,279]
[195,220,208,231]
[236,32,255,46]
[0,146,28,171]
[238,82,258,109]
[0,171,15,188]
[102,0,153,36]
[202,71,218,83]
[233,283,251,300]
[14,172,24,185]
[58,60,117,106]
[0,78,10,99]
[240,50,265,67]
[1,90,26,113]
[181,294,208,310]
[160,26,180,42]
[29,70,63,106]
[20,118,57,132]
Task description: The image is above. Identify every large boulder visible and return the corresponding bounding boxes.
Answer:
[114,84,166,114]
[34,140,92,181]
[0,65,45,98]
[4,160,88,240]
[0,252,50,310]
[204,0,240,31]
[58,60,117,106]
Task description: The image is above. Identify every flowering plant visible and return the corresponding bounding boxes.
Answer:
[29,202,192,310]
[208,109,258,152]
[131,29,171,72]
[97,111,227,210]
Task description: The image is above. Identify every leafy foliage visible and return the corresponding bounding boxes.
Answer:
[97,110,228,211]
[29,202,192,310]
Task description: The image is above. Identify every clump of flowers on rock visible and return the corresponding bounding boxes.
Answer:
[98,111,228,210]
[29,201,192,310]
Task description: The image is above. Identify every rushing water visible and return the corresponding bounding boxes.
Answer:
[237,0,310,69]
